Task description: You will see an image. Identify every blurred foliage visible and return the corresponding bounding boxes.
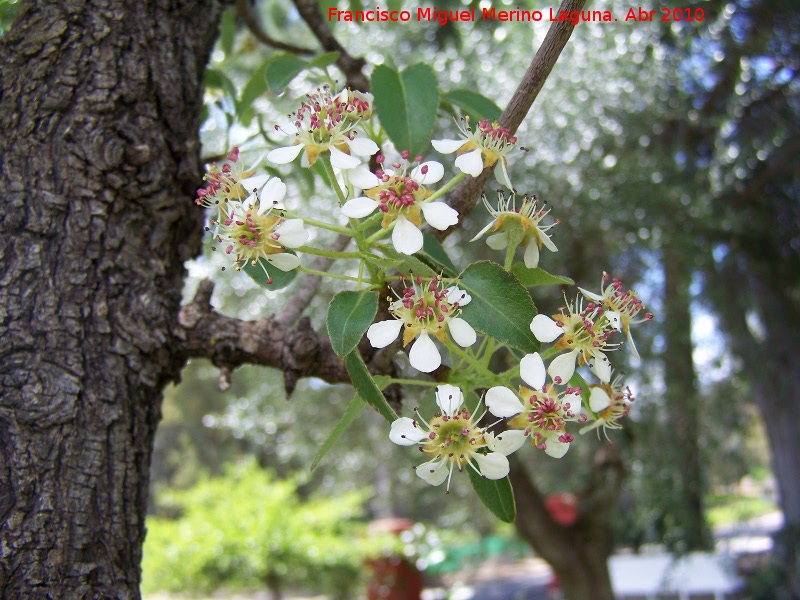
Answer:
[142,460,388,598]
[0,0,19,35]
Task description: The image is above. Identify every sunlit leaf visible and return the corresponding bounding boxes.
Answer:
[458,261,539,353]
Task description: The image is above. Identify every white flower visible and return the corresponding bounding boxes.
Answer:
[471,191,558,268]
[486,352,584,458]
[267,86,378,169]
[366,277,474,373]
[341,156,457,255]
[212,180,308,283]
[389,385,521,490]
[529,296,621,384]
[432,117,522,188]
[580,373,635,439]
[578,272,653,359]
[195,147,267,210]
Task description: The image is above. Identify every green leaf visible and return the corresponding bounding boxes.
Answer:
[265,54,310,93]
[306,51,340,71]
[204,68,237,102]
[372,64,440,156]
[238,61,272,116]
[310,395,366,471]
[378,245,438,277]
[326,290,379,358]
[345,351,398,423]
[468,469,516,523]
[418,233,459,277]
[458,261,540,353]
[240,255,298,290]
[442,89,503,121]
[363,252,404,270]
[511,265,575,287]
[219,7,237,56]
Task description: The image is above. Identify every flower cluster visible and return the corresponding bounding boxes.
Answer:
[195,147,266,210]
[268,85,379,169]
[367,276,475,373]
[342,153,458,255]
[432,117,522,188]
[389,385,525,490]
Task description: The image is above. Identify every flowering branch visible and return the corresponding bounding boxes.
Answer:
[435,0,588,237]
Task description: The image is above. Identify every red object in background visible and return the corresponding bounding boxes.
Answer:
[544,493,579,526]
[366,518,423,600]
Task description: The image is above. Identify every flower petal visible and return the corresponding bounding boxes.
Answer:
[347,136,380,157]
[473,452,509,480]
[627,328,641,360]
[409,332,441,372]
[445,286,471,306]
[544,439,570,459]
[367,319,403,348]
[431,138,466,154]
[523,242,540,269]
[588,351,611,383]
[589,387,612,413]
[421,201,459,231]
[348,165,381,190]
[411,161,444,185]
[606,310,622,332]
[342,196,379,219]
[447,317,477,347]
[454,148,484,177]
[416,459,450,486]
[486,232,509,250]
[491,429,528,455]
[520,352,546,391]
[494,159,513,189]
[267,252,301,271]
[578,287,602,302]
[330,146,361,170]
[392,216,424,255]
[257,177,287,209]
[267,144,304,164]
[240,174,270,200]
[389,418,428,446]
[485,386,524,418]
[541,232,558,253]
[530,314,563,343]
[470,220,496,242]
[274,219,308,248]
[548,350,578,385]
[435,384,463,416]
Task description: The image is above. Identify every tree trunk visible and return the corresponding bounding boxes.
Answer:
[509,448,623,600]
[661,238,712,551]
[0,1,221,597]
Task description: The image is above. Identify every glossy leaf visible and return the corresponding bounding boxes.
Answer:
[326,290,379,358]
[240,255,298,290]
[310,395,366,471]
[442,89,502,121]
[458,261,540,353]
[265,54,309,93]
[468,469,516,523]
[345,351,398,423]
[511,264,575,287]
[372,64,439,156]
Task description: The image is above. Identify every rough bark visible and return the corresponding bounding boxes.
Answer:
[509,447,623,600]
[0,1,222,596]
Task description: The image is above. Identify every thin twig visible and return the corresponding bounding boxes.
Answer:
[435,0,588,239]
[291,0,369,91]
[236,0,314,55]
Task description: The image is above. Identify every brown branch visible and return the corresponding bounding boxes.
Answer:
[291,0,369,91]
[435,0,588,239]
[177,279,350,395]
[278,233,353,325]
[236,0,314,55]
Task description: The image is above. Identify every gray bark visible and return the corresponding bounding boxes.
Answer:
[0,1,222,596]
